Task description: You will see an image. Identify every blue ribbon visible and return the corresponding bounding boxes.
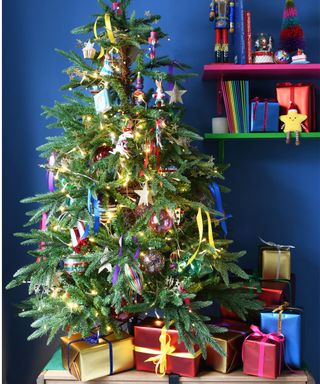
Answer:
[67,332,113,376]
[209,182,232,236]
[81,189,100,240]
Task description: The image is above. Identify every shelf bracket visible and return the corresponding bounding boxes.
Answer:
[218,140,225,164]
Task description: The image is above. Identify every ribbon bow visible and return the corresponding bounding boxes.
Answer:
[272,301,290,334]
[259,238,295,250]
[94,13,116,59]
[209,182,232,236]
[145,325,176,376]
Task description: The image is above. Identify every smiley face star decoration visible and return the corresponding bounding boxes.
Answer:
[165,83,187,104]
[134,182,154,206]
[279,102,308,145]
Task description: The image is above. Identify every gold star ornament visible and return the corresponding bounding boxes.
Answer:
[165,83,187,104]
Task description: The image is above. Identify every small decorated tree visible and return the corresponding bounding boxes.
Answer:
[280,0,306,53]
[7,0,260,357]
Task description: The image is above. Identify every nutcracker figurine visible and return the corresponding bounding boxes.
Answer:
[209,0,235,63]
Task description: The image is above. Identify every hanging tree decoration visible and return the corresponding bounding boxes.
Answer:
[165,82,187,104]
[112,2,122,15]
[110,121,134,158]
[152,80,166,108]
[82,40,96,59]
[134,182,154,206]
[147,31,158,60]
[133,72,146,106]
[280,0,306,53]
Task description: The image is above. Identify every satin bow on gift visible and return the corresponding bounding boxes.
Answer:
[243,325,284,378]
[145,325,176,376]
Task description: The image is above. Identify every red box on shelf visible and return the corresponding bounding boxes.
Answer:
[134,318,201,377]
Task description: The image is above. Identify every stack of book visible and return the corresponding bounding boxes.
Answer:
[221,80,250,133]
[234,0,252,64]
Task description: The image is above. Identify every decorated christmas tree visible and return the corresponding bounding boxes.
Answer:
[7,0,259,357]
[280,0,305,53]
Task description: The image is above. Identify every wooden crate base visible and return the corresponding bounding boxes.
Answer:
[37,369,314,384]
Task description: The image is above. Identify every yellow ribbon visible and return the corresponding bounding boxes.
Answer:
[272,301,290,335]
[187,208,216,266]
[93,14,116,58]
[134,325,201,377]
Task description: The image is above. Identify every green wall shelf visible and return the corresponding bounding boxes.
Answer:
[205,132,320,140]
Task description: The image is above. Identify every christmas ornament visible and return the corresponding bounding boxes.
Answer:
[133,72,146,106]
[279,102,308,145]
[152,80,166,108]
[110,125,133,158]
[280,0,305,53]
[122,207,136,228]
[112,2,121,14]
[158,165,178,174]
[140,249,165,274]
[70,222,89,254]
[94,89,112,113]
[273,49,291,64]
[165,83,187,104]
[64,256,89,275]
[93,145,112,162]
[124,264,143,294]
[149,210,174,234]
[147,31,158,60]
[82,40,96,59]
[134,204,151,219]
[253,33,274,64]
[90,86,101,95]
[209,0,235,63]
[99,204,117,224]
[100,56,114,76]
[134,182,154,206]
[155,119,164,149]
[174,208,184,226]
[291,49,309,64]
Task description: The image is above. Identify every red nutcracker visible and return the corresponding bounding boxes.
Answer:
[209,0,235,63]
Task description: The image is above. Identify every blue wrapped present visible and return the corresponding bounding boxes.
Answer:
[260,307,302,368]
[250,98,280,132]
[94,89,111,113]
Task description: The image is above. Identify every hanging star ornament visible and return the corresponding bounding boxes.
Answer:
[134,182,154,206]
[165,83,187,104]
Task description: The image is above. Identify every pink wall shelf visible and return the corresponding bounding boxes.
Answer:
[202,63,320,80]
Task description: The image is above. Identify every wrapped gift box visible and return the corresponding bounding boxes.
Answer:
[134,318,201,377]
[276,82,316,131]
[205,320,251,373]
[220,281,287,322]
[260,307,302,368]
[260,246,291,280]
[242,325,284,379]
[61,332,134,381]
[250,99,280,132]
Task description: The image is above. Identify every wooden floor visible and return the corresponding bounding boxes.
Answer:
[37,369,314,384]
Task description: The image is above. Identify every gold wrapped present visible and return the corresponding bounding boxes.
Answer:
[61,332,134,381]
[260,247,291,280]
[205,320,251,374]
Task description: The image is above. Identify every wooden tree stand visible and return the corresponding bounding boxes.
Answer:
[37,350,315,384]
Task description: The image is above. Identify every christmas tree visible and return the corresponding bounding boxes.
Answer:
[280,0,305,53]
[7,0,260,356]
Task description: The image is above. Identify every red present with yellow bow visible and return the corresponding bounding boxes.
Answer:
[134,318,201,377]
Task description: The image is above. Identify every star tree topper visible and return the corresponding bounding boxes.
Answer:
[165,83,187,104]
[134,182,154,206]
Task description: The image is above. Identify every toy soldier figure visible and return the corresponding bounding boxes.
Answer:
[209,0,235,63]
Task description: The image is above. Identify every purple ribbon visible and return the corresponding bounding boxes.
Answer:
[112,235,123,285]
[47,153,56,192]
[132,236,140,259]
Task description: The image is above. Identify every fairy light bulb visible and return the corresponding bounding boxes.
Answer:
[91,289,98,296]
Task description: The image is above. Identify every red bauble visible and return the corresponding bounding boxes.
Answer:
[148,209,174,234]
[93,145,112,162]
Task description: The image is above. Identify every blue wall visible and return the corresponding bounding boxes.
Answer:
[3,1,320,383]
